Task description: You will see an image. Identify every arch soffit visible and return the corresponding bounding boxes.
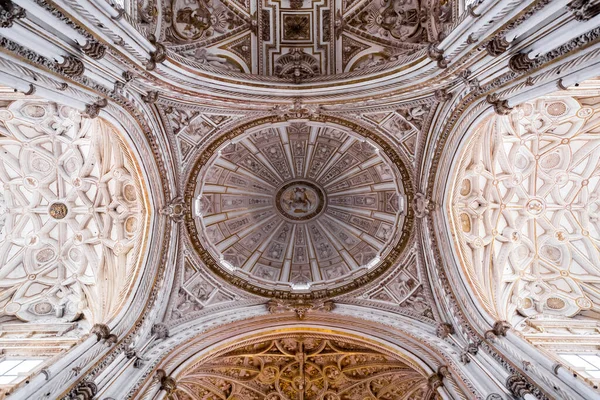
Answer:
[132,311,478,399]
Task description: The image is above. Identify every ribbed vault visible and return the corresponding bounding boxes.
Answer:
[449,93,600,326]
[0,100,149,326]
[186,119,411,297]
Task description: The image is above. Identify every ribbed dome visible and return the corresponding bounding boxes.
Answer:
[189,120,408,295]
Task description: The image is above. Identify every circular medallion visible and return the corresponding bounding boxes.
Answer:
[525,198,545,216]
[275,180,325,221]
[49,202,68,220]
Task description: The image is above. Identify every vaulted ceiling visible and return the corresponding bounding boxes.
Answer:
[450,91,600,328]
[2,0,600,399]
[169,332,437,400]
[164,0,448,79]
[0,99,149,327]
[188,120,409,296]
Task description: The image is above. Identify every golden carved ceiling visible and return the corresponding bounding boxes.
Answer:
[163,0,448,80]
[449,93,600,326]
[187,120,409,296]
[170,332,437,400]
[0,100,149,326]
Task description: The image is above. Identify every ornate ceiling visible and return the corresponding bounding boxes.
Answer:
[3,0,600,399]
[187,120,410,296]
[0,100,149,326]
[450,93,600,325]
[169,332,437,400]
[164,0,447,80]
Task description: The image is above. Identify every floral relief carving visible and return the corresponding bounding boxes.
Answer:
[0,101,148,326]
[163,0,437,76]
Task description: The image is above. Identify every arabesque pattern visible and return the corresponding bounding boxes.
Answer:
[0,101,148,325]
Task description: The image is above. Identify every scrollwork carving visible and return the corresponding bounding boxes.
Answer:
[56,55,85,77]
[80,40,106,60]
[506,374,532,398]
[486,93,513,115]
[486,35,510,56]
[267,300,335,320]
[567,0,600,21]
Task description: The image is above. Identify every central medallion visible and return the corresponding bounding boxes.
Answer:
[276,180,325,221]
[48,202,68,220]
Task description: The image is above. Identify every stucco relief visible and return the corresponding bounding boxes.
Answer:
[0,101,148,325]
[450,95,600,325]
[162,0,446,77]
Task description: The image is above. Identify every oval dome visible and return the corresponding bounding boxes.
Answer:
[186,119,411,297]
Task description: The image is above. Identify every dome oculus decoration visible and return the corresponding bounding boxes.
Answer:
[188,120,410,297]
